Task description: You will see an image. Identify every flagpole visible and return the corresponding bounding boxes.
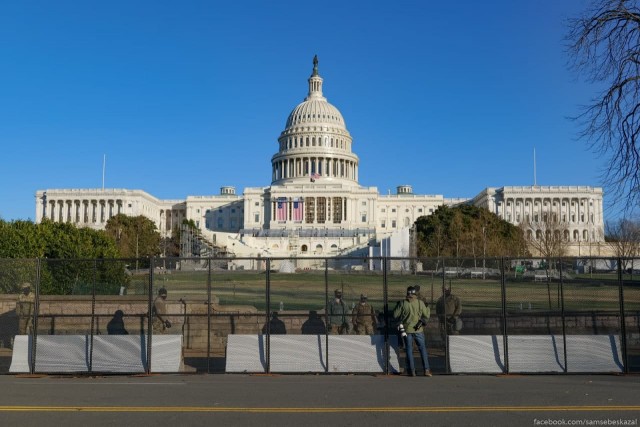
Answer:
[533,148,536,186]
[102,154,106,191]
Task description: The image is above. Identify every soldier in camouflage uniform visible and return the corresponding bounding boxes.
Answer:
[352,294,377,335]
[16,282,35,335]
[328,289,350,334]
[436,285,462,338]
[152,287,171,334]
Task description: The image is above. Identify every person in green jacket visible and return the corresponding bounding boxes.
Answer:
[393,286,432,377]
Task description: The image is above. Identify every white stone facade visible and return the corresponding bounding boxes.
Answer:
[34,58,605,258]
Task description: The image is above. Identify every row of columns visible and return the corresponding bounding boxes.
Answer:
[44,199,123,225]
[499,197,602,225]
[272,156,358,181]
[271,197,347,224]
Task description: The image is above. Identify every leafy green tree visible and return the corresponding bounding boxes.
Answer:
[415,205,529,259]
[0,219,127,294]
[105,214,161,260]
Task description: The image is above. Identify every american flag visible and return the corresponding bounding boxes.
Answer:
[292,198,303,221]
[310,172,320,182]
[276,198,287,221]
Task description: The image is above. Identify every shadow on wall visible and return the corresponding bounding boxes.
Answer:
[0,310,18,348]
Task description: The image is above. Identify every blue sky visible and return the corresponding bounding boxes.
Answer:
[0,1,607,222]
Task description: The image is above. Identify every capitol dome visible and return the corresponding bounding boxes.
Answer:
[271,56,359,185]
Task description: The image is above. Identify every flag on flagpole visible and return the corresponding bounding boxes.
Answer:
[310,172,320,182]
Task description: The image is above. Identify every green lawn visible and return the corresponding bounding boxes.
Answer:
[131,270,640,313]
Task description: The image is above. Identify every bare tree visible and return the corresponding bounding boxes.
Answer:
[521,216,571,260]
[568,0,640,211]
[606,217,640,270]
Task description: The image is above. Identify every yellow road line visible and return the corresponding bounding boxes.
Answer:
[0,406,638,413]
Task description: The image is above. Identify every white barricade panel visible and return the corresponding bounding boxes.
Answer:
[327,335,400,373]
[9,335,31,373]
[566,335,623,373]
[150,335,183,373]
[92,335,146,373]
[448,335,505,373]
[34,335,88,373]
[226,335,401,373]
[225,335,266,373]
[507,335,565,373]
[270,335,325,372]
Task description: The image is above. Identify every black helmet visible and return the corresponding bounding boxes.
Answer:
[406,286,416,296]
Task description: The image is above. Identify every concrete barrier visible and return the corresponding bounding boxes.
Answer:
[10,335,183,374]
[225,334,401,374]
[448,335,624,374]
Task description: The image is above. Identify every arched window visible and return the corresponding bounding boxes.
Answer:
[573,230,579,241]
[301,245,308,252]
[563,230,570,240]
[315,244,323,254]
[583,230,588,240]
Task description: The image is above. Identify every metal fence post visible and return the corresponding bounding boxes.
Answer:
[501,257,509,374]
[442,258,449,373]
[89,259,97,374]
[146,257,154,374]
[324,258,329,374]
[382,255,389,375]
[31,258,42,375]
[618,257,629,374]
[266,258,271,374]
[207,256,212,374]
[559,258,567,373]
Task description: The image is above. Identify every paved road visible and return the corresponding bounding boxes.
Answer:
[0,374,638,426]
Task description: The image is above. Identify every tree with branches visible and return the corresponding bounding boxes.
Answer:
[568,0,640,211]
[606,217,640,270]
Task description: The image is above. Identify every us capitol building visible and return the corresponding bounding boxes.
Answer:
[35,57,605,259]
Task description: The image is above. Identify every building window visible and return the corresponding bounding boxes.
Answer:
[217,218,223,229]
[392,220,396,228]
[361,214,367,222]
[317,197,326,224]
[231,209,235,213]
[391,208,396,213]
[381,208,386,213]
[381,221,386,228]
[254,214,259,222]
[255,202,259,206]
[418,208,423,213]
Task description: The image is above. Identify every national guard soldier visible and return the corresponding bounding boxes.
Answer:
[152,287,171,334]
[436,285,462,338]
[352,294,377,335]
[328,289,350,334]
[16,282,35,335]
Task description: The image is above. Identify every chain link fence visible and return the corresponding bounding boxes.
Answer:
[0,256,637,375]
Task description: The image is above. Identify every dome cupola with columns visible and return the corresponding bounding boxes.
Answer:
[271,56,359,185]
